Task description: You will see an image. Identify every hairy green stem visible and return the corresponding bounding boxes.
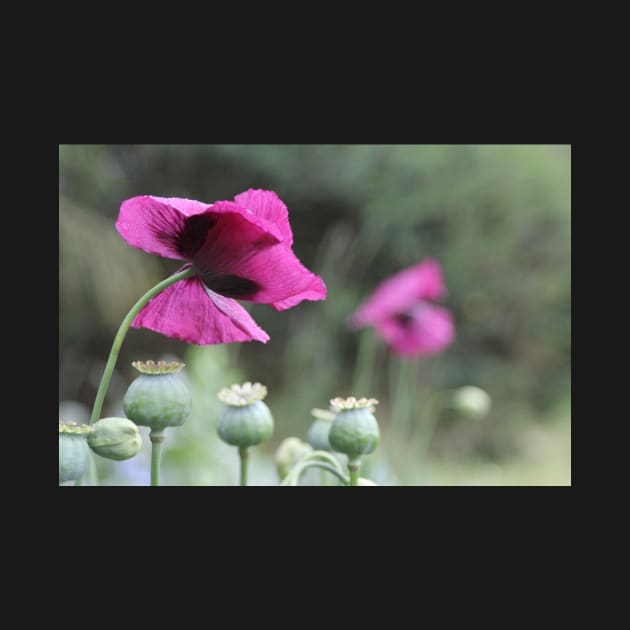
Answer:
[239,448,249,486]
[89,267,196,425]
[150,430,165,486]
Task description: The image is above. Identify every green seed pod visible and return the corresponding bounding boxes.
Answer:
[88,417,142,461]
[328,397,380,458]
[275,437,312,479]
[59,422,92,483]
[216,382,274,449]
[358,477,378,486]
[123,361,191,431]
[451,386,491,420]
[307,408,335,451]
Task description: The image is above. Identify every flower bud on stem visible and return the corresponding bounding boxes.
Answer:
[73,268,195,486]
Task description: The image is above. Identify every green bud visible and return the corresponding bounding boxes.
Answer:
[452,386,491,420]
[59,422,92,483]
[88,417,142,461]
[275,437,313,479]
[123,361,191,431]
[329,397,380,458]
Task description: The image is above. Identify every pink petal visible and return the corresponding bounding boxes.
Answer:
[116,196,212,261]
[150,196,211,217]
[270,273,328,311]
[131,271,269,345]
[375,303,454,357]
[234,189,293,246]
[348,258,446,328]
[194,204,326,307]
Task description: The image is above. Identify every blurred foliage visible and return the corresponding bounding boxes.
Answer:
[59,144,570,484]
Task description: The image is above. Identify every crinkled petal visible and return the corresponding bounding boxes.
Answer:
[375,303,454,357]
[194,203,326,307]
[348,258,446,328]
[233,189,293,246]
[131,271,269,345]
[116,196,213,260]
[117,196,284,262]
[271,274,328,311]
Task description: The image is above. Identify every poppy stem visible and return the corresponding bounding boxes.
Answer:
[239,448,249,486]
[348,457,361,486]
[281,452,350,486]
[150,430,165,486]
[88,267,197,426]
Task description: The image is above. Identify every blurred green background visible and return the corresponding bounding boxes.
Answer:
[59,144,571,486]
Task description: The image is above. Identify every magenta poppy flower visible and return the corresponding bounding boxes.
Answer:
[116,189,326,345]
[348,259,454,357]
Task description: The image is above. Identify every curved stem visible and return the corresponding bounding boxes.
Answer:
[297,461,350,485]
[281,451,348,486]
[150,430,165,486]
[239,448,249,486]
[89,267,196,425]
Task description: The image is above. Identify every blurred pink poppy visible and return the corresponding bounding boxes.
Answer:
[116,189,326,345]
[348,259,454,357]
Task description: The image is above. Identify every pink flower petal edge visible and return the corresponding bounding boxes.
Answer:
[233,189,294,246]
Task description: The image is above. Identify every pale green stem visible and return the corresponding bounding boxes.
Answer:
[281,451,349,486]
[239,448,249,486]
[150,430,165,486]
[88,451,99,486]
[348,457,361,486]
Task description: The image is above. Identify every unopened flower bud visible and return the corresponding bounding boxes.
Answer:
[216,382,274,448]
[88,417,142,461]
[123,360,191,431]
[328,397,380,458]
[59,422,92,483]
[452,386,491,420]
[275,437,312,479]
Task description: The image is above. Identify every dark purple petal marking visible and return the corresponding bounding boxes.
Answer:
[199,271,260,300]
[175,214,218,259]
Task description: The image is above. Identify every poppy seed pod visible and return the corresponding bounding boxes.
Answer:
[88,417,142,461]
[307,408,335,451]
[328,397,380,458]
[275,437,313,479]
[59,422,92,483]
[123,361,191,431]
[216,382,274,449]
